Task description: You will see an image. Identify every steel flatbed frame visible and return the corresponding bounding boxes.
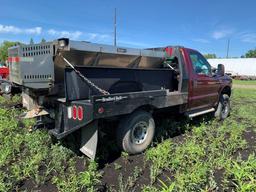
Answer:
[50,89,188,139]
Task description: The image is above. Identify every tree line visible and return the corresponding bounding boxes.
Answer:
[203,48,256,59]
[0,38,46,63]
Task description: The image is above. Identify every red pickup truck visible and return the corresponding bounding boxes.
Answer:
[0,64,9,79]
[0,64,11,94]
[8,39,232,159]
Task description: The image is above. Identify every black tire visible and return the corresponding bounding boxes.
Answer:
[214,94,230,120]
[116,110,155,154]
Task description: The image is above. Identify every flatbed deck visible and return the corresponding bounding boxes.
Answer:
[50,89,187,139]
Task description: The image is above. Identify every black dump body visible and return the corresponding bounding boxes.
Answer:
[64,66,176,101]
[50,66,187,139]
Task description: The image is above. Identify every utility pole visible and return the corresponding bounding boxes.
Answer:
[226,39,230,58]
[114,8,117,46]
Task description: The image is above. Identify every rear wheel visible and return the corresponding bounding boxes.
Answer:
[116,110,155,154]
[214,94,230,120]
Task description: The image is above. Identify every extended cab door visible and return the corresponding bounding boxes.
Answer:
[187,50,220,110]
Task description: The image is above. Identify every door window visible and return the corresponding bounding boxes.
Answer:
[189,51,212,76]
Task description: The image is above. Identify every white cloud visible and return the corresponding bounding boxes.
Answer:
[0,24,110,42]
[47,29,110,41]
[0,24,42,35]
[240,33,256,43]
[192,38,210,43]
[86,33,110,42]
[47,29,82,40]
[212,29,233,39]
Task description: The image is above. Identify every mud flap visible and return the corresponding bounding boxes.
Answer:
[80,120,98,160]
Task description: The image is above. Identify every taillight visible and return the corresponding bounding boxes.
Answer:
[72,105,77,120]
[78,106,83,121]
[98,107,104,114]
[69,105,83,121]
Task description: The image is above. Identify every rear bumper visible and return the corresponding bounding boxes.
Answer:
[49,100,94,139]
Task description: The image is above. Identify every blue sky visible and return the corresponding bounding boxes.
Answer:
[0,0,255,57]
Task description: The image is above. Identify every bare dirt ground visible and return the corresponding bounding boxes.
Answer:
[99,118,256,191]
[98,86,256,191]
[1,84,255,191]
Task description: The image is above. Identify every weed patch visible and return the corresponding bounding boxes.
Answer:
[0,86,255,191]
[0,96,101,191]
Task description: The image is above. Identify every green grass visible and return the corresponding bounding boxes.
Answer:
[0,94,21,106]
[0,99,101,192]
[224,154,256,192]
[233,79,256,85]
[144,88,256,191]
[0,87,255,191]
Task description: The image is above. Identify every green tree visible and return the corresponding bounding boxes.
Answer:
[30,38,34,44]
[245,48,256,58]
[41,38,46,43]
[0,41,19,62]
[203,53,217,59]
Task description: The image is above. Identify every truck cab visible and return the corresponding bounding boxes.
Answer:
[183,48,231,113]
[156,46,231,115]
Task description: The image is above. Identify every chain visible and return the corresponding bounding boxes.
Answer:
[60,54,110,95]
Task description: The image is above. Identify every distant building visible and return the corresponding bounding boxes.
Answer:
[208,58,256,77]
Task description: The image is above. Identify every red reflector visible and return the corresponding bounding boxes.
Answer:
[78,106,83,121]
[72,105,77,120]
[98,107,104,114]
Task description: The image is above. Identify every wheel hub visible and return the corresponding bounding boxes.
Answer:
[222,100,229,115]
[131,121,148,144]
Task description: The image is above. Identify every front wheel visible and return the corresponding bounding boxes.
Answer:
[116,110,155,154]
[214,94,230,120]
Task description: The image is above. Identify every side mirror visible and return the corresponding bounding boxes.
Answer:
[217,64,225,76]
